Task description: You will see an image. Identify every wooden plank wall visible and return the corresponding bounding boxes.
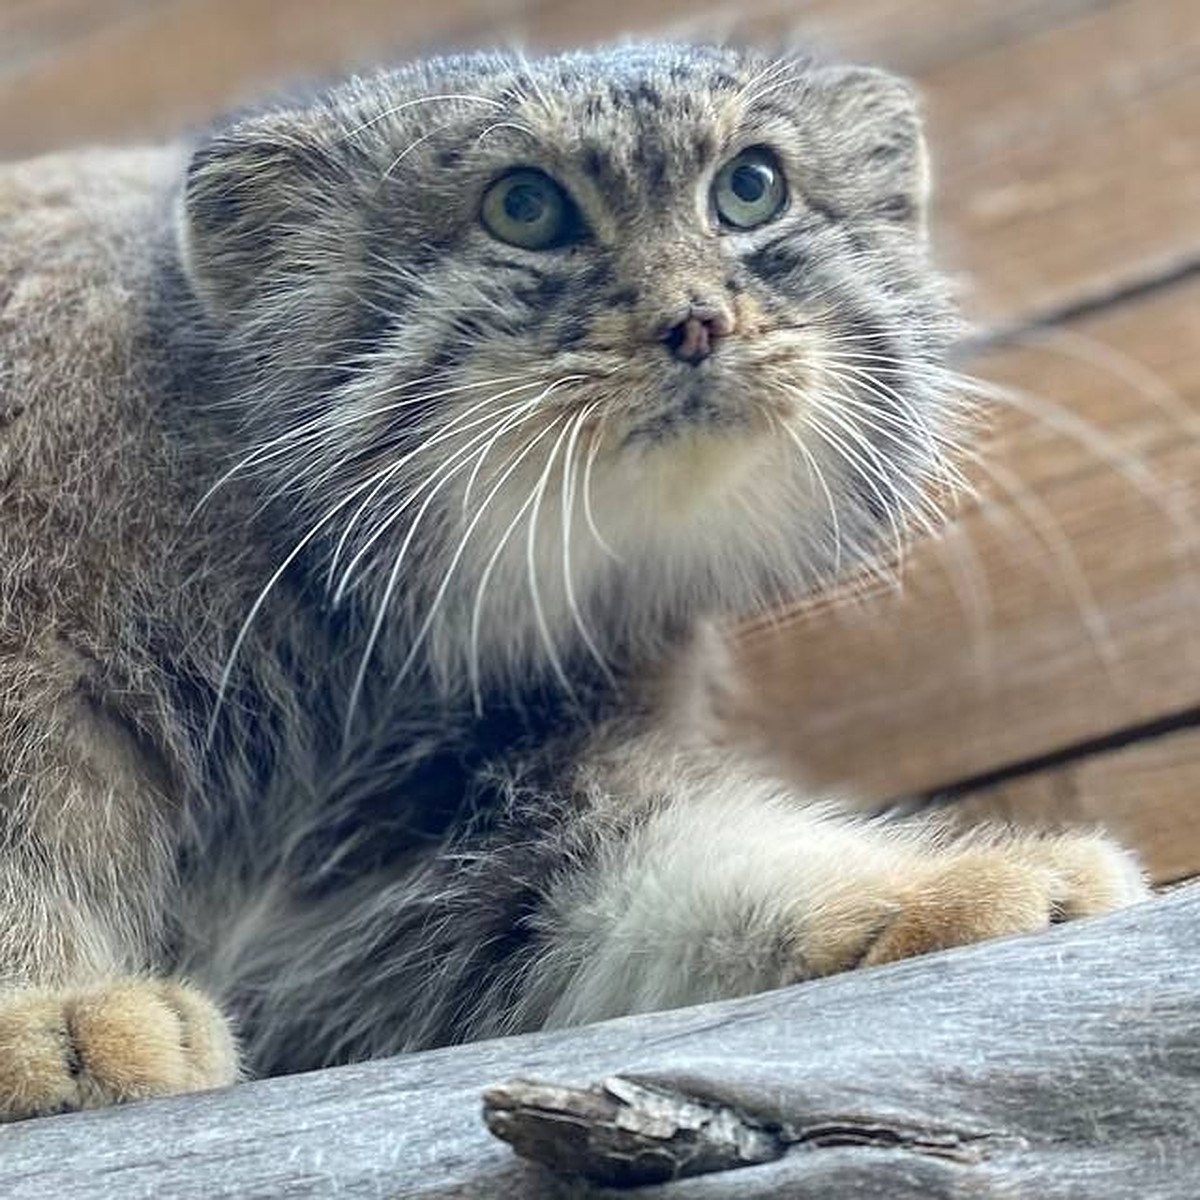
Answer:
[3,0,1198,881]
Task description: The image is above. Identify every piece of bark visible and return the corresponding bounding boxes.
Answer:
[483,1076,784,1186]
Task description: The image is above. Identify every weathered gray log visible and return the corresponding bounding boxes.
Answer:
[0,885,1197,1198]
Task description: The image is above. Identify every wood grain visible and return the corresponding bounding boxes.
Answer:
[0,0,164,75]
[950,725,1200,886]
[923,0,1200,325]
[734,273,1200,802]
[0,884,1194,1197]
[0,0,536,159]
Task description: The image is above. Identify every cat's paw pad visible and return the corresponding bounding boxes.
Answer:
[0,979,237,1122]
[860,834,1149,968]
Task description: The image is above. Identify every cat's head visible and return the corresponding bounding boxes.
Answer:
[179,43,963,701]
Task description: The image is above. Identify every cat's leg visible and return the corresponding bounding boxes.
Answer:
[0,688,238,1121]
[201,744,1146,1069]
[524,774,1149,1028]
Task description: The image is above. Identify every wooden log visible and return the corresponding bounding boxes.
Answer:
[0,884,1196,1197]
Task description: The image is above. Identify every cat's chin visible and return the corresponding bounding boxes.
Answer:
[618,422,776,517]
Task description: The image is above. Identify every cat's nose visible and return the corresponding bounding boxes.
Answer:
[660,302,735,365]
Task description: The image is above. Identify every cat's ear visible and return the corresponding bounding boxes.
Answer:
[178,114,348,318]
[811,66,931,233]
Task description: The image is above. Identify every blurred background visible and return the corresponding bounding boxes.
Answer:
[4,0,1198,883]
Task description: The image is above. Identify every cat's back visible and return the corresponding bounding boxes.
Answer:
[0,146,189,647]
[0,145,185,433]
[0,145,182,244]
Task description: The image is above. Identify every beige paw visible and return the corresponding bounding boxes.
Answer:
[861,832,1150,968]
[0,979,238,1122]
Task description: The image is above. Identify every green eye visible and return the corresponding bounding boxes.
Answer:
[713,148,787,230]
[481,169,573,249]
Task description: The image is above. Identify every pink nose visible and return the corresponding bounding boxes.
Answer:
[660,304,735,365]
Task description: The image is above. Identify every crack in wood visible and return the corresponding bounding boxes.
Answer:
[787,1118,1012,1163]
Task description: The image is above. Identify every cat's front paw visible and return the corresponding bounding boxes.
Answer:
[859,831,1150,969]
[0,979,237,1122]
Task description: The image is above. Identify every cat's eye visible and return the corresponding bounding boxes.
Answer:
[713,148,787,230]
[481,169,573,250]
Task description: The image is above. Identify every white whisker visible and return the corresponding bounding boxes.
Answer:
[461,376,588,515]
[560,401,616,688]
[781,422,843,576]
[332,401,548,605]
[524,413,584,700]
[327,383,551,592]
[344,93,505,140]
[393,410,573,705]
[580,413,621,562]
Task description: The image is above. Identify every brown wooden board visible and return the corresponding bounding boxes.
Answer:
[0,0,536,159]
[0,0,165,76]
[922,0,1200,325]
[503,0,1120,68]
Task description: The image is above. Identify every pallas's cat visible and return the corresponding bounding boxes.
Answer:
[0,43,1146,1119]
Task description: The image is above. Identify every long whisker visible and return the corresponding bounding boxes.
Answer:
[524,413,586,700]
[580,412,621,562]
[206,448,430,745]
[331,401,548,605]
[344,93,506,140]
[466,416,579,710]
[390,411,573,705]
[960,371,1198,555]
[927,512,999,679]
[814,378,962,523]
[560,401,616,687]
[816,384,955,535]
[381,123,460,182]
[327,383,550,591]
[190,372,531,517]
[805,402,910,573]
[820,357,976,488]
[781,422,843,576]
[965,450,1121,675]
[735,57,799,106]
[342,443,496,741]
[475,121,540,148]
[461,376,588,515]
[1010,325,1200,434]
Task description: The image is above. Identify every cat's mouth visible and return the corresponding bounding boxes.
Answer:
[622,372,780,448]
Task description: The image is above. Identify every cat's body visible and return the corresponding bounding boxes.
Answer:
[0,44,1146,1119]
